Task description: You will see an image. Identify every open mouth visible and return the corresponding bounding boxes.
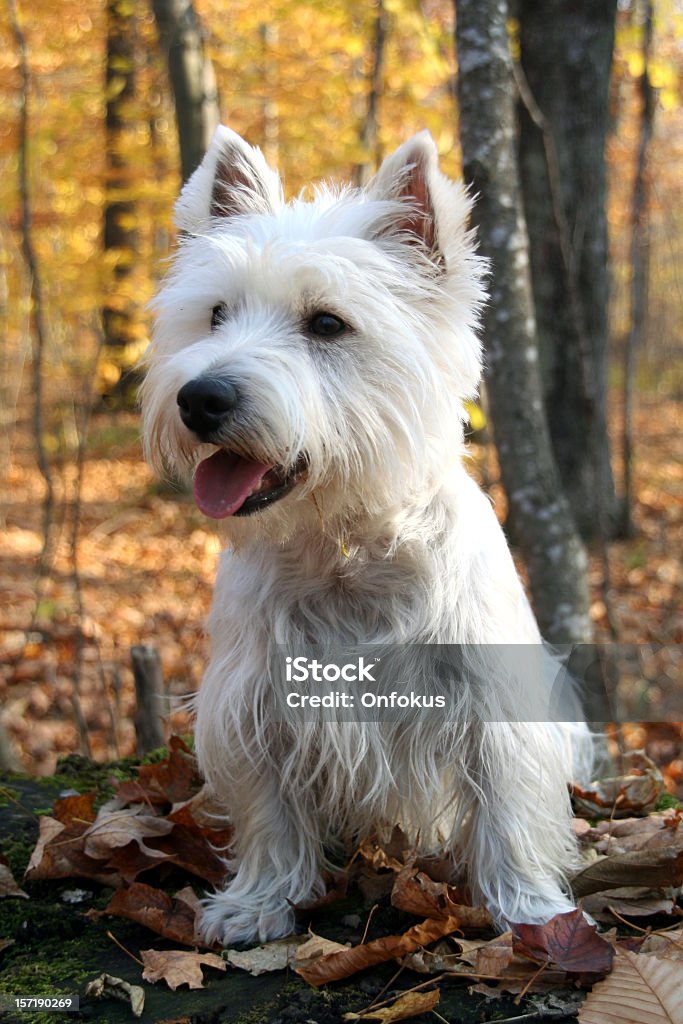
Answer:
[234,461,305,517]
[193,449,307,519]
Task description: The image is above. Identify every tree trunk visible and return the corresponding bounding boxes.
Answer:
[455,0,591,644]
[8,0,55,568]
[355,0,388,188]
[151,0,220,183]
[517,0,619,539]
[103,0,140,356]
[622,0,655,538]
[131,645,166,756]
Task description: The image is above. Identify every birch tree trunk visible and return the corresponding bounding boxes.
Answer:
[517,0,619,539]
[151,0,220,182]
[455,0,591,644]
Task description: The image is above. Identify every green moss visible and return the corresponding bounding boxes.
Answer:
[228,980,370,1024]
[1,903,96,988]
[0,785,21,809]
[655,792,683,811]
[0,887,151,1023]
[1,832,35,879]
[50,753,142,810]
[0,775,62,792]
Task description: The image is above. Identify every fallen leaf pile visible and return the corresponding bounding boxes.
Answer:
[5,739,683,1020]
[24,738,232,924]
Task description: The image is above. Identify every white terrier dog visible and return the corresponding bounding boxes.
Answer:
[141,126,591,944]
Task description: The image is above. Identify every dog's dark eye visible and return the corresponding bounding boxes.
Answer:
[211,303,228,330]
[309,313,346,338]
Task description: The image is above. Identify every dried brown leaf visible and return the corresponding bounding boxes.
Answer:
[103,840,170,885]
[52,792,97,828]
[294,933,352,967]
[573,752,666,818]
[0,857,28,899]
[294,916,461,987]
[572,846,683,897]
[468,968,575,998]
[225,935,310,975]
[356,867,396,903]
[357,828,411,873]
[578,948,683,1023]
[173,884,203,918]
[82,808,174,860]
[24,814,121,887]
[141,949,226,991]
[586,810,683,856]
[104,882,207,947]
[344,988,440,1021]
[84,973,145,1018]
[24,816,65,876]
[454,933,516,976]
[582,886,676,921]
[114,737,202,807]
[167,786,228,830]
[400,942,458,976]
[391,867,493,929]
[143,823,230,888]
[25,768,232,891]
[165,795,232,845]
[511,909,614,974]
[401,932,515,978]
[404,931,574,995]
[638,929,683,962]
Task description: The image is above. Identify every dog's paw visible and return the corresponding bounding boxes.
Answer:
[201,888,296,946]
[501,895,577,928]
[505,903,598,930]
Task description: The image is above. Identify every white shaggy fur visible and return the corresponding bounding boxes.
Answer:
[141,126,591,944]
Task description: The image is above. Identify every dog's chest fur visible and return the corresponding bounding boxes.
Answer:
[210,469,537,653]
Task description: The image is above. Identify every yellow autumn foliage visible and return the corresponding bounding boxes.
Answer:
[0,0,679,413]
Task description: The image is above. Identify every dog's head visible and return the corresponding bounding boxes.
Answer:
[141,126,486,544]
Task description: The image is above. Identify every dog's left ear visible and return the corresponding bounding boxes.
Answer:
[175,125,282,232]
[369,132,443,265]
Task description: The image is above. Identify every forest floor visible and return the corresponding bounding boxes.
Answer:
[0,387,681,784]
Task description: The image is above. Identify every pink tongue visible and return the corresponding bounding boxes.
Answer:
[193,450,272,519]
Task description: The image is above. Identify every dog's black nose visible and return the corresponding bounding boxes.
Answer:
[177,377,238,439]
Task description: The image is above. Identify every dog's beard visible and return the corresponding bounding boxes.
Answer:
[141,365,450,541]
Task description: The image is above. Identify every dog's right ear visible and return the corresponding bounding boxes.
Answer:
[174,126,282,232]
[368,132,441,262]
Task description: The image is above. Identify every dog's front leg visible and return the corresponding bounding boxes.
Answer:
[201,764,325,945]
[460,721,579,928]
